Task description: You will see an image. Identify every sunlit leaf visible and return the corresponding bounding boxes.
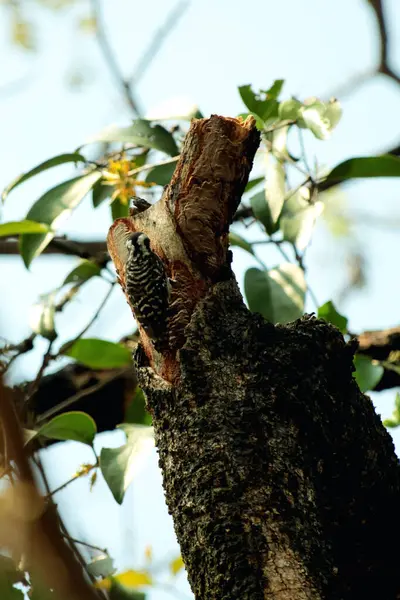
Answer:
[86,120,178,156]
[170,555,185,576]
[245,263,306,324]
[100,425,154,504]
[265,154,285,221]
[229,232,254,255]
[20,171,101,267]
[29,291,57,341]
[64,338,132,369]
[299,103,330,140]
[87,556,116,578]
[278,98,302,121]
[280,187,323,251]
[37,411,97,445]
[244,177,264,193]
[2,153,86,202]
[0,220,50,236]
[317,300,348,333]
[145,160,177,186]
[324,98,342,130]
[267,125,290,160]
[297,98,342,140]
[353,355,384,392]
[63,259,101,285]
[326,155,400,183]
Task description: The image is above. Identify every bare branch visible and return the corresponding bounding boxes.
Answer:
[0,381,101,600]
[90,0,143,116]
[130,0,190,85]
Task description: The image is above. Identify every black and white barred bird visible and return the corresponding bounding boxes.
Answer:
[124,232,170,351]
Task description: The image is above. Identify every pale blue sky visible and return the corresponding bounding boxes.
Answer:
[1,1,400,598]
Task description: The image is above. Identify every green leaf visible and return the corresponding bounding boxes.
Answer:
[20,170,102,268]
[266,124,290,160]
[238,80,284,122]
[87,120,178,156]
[383,392,400,428]
[0,220,50,236]
[249,155,285,234]
[278,98,302,121]
[317,300,348,333]
[37,411,97,445]
[265,154,286,227]
[250,154,286,234]
[297,98,342,140]
[100,424,154,504]
[353,355,384,392]
[92,180,112,207]
[87,556,116,578]
[250,190,272,231]
[280,187,324,250]
[29,291,57,341]
[245,263,306,324]
[145,160,177,186]
[264,80,284,100]
[229,232,254,255]
[63,260,101,285]
[124,387,152,426]
[244,177,264,193]
[2,153,86,202]
[64,338,132,369]
[326,155,400,183]
[111,198,130,220]
[324,98,342,130]
[299,103,330,140]
[383,418,399,429]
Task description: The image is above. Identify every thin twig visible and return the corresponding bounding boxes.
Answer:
[36,367,131,424]
[131,0,190,85]
[47,463,98,498]
[58,282,115,356]
[90,0,143,116]
[128,155,179,177]
[62,535,108,555]
[26,339,55,402]
[0,381,101,600]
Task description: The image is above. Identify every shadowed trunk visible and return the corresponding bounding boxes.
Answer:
[107,115,400,600]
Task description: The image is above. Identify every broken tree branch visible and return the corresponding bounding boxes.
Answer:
[105,115,400,599]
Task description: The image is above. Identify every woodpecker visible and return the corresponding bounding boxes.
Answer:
[124,232,170,351]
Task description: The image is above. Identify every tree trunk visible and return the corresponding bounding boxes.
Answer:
[107,115,400,600]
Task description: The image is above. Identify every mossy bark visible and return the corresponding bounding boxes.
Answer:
[137,280,400,600]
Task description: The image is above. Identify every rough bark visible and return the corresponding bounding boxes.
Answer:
[106,115,400,600]
[137,286,400,600]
